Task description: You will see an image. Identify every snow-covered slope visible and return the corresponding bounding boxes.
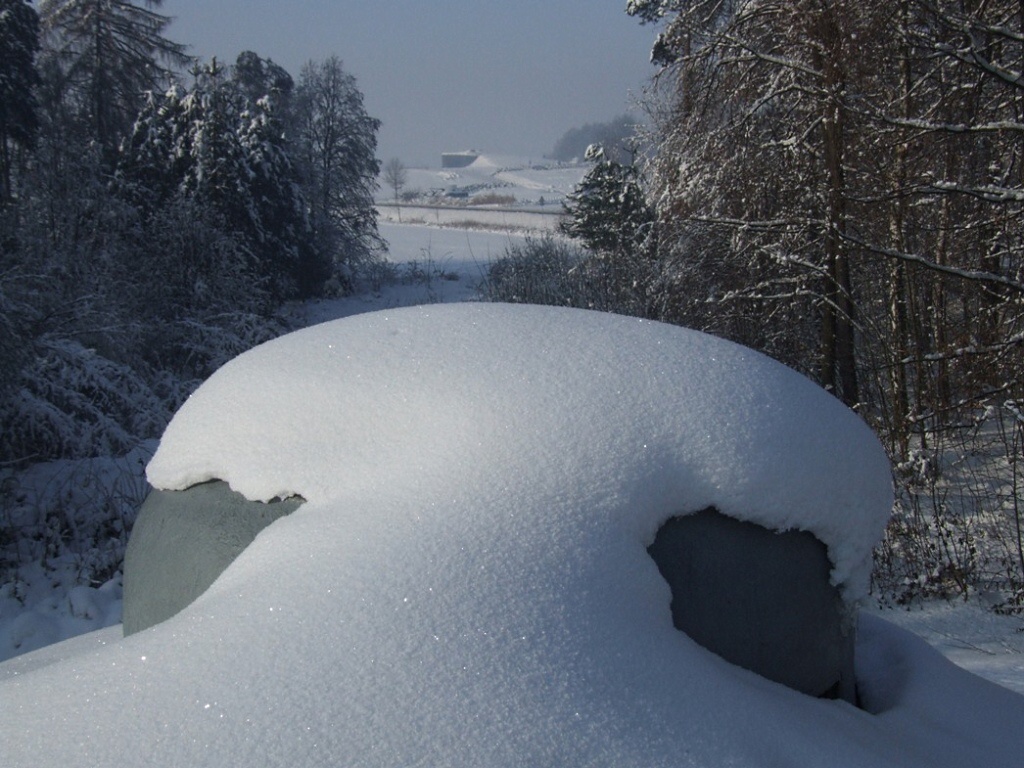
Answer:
[380,154,586,207]
[6,304,1022,768]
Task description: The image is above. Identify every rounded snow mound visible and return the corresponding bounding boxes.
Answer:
[148,302,891,596]
[8,305,1024,768]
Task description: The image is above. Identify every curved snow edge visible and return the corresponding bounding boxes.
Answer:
[147,303,893,599]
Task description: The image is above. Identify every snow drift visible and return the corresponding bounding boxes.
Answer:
[3,303,1021,768]
[147,302,891,596]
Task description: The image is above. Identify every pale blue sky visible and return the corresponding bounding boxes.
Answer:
[162,1,658,166]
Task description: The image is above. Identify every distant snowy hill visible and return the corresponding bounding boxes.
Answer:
[377,153,587,209]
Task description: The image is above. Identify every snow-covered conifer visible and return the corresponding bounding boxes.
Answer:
[38,0,190,161]
[559,145,654,261]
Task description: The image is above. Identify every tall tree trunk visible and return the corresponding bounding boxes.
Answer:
[887,0,914,456]
[814,3,859,406]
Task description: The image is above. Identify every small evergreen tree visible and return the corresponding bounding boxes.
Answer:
[554,145,660,318]
[559,144,655,260]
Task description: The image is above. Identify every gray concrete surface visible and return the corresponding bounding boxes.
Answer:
[123,482,302,636]
[648,508,856,701]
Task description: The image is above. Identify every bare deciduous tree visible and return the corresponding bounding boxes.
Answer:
[294,56,382,275]
[631,0,1024,606]
[383,157,407,221]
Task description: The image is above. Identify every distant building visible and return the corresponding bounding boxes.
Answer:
[441,151,479,169]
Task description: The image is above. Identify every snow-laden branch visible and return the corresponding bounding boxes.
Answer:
[688,214,811,232]
[843,232,1024,294]
[926,181,1024,205]
[877,115,1024,135]
[935,39,1024,90]
[718,33,824,81]
[916,0,1024,89]
[910,332,1024,365]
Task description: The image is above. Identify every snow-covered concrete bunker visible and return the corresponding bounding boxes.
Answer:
[127,304,891,704]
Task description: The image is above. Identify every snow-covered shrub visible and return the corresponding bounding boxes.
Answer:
[873,405,1024,612]
[0,447,150,576]
[483,235,660,318]
[0,263,32,408]
[482,236,589,306]
[0,447,150,661]
[354,258,399,294]
[399,247,461,288]
[143,311,290,383]
[0,337,171,463]
[468,192,516,206]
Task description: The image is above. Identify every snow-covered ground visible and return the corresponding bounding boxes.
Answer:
[1,218,1023,767]
[865,600,1024,696]
[377,202,563,232]
[296,222,527,325]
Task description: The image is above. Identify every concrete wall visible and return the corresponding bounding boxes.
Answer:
[122,482,302,636]
[648,508,856,702]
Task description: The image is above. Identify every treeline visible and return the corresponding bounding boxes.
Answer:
[630,1,1024,607]
[627,1,1024,428]
[549,114,641,164]
[0,1,381,464]
[496,1,1024,608]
